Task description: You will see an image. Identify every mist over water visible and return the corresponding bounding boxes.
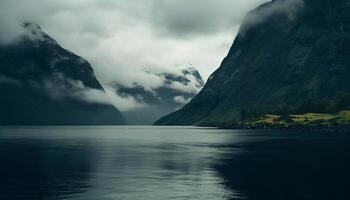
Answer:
[0,127,349,200]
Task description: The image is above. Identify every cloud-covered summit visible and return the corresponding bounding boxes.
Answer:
[0,0,277,123]
[0,0,269,77]
[0,23,125,125]
[241,0,304,34]
[150,0,268,37]
[115,64,204,106]
[113,64,205,124]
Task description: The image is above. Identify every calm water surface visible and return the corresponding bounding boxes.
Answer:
[0,126,349,200]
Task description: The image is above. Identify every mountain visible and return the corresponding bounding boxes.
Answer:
[0,23,126,125]
[116,65,204,124]
[155,0,350,127]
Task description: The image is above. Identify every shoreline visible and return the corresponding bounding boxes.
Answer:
[221,124,350,132]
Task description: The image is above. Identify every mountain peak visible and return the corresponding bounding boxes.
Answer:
[115,64,204,124]
[23,22,41,31]
[0,24,126,125]
[155,0,350,126]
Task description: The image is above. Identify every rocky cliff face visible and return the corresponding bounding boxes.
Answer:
[155,0,350,126]
[0,23,125,125]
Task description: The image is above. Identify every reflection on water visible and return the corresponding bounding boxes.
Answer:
[0,127,349,200]
[216,131,350,200]
[0,126,239,200]
[0,139,95,199]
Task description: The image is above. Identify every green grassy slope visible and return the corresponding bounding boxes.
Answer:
[226,110,350,129]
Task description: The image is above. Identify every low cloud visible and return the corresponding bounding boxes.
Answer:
[0,74,21,85]
[1,0,282,116]
[110,65,204,123]
[0,0,268,78]
[113,65,204,108]
[104,85,147,112]
[241,0,304,33]
[150,0,268,38]
[43,73,113,105]
[174,96,190,104]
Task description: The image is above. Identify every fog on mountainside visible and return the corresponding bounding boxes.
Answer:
[117,65,205,124]
[0,23,125,125]
[156,0,350,128]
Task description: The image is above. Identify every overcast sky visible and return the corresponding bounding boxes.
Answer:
[0,0,271,111]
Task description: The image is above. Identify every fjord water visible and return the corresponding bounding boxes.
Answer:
[0,127,349,200]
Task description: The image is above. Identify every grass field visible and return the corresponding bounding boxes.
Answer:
[235,110,350,129]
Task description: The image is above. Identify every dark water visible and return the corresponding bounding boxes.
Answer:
[0,127,349,200]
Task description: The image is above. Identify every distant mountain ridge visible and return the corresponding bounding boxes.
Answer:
[0,23,125,125]
[117,64,205,124]
[155,0,350,127]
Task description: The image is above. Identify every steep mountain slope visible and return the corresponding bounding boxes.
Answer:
[155,0,350,126]
[0,23,125,125]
